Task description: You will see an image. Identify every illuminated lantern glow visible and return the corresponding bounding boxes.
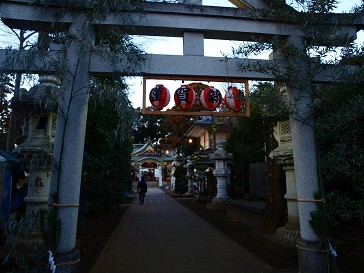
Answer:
[149,84,170,110]
[174,84,196,110]
[201,86,222,111]
[224,86,245,112]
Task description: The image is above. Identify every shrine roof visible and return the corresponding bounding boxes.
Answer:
[195,116,213,125]
[131,156,173,163]
[185,116,213,137]
[131,141,173,163]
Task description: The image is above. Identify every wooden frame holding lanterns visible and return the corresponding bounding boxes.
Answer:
[142,75,250,117]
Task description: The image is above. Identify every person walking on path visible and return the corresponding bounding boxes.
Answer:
[137,176,147,204]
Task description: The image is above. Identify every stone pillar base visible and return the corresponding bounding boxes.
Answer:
[15,231,45,253]
[206,196,230,210]
[55,248,80,273]
[260,234,297,258]
[24,196,49,215]
[183,191,195,197]
[296,238,329,273]
[274,226,300,243]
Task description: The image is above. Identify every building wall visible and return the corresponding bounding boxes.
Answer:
[215,131,228,143]
[200,130,229,151]
[201,131,210,149]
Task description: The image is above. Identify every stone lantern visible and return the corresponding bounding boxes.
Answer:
[13,75,60,215]
[271,120,300,244]
[208,140,232,209]
[193,167,205,194]
[156,163,166,187]
[192,151,212,194]
[170,153,183,191]
[184,156,195,196]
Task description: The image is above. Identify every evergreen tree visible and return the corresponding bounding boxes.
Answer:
[0,74,13,148]
[132,108,165,144]
[81,76,135,215]
[314,82,364,225]
[225,82,289,194]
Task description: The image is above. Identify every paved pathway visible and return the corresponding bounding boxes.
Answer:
[90,187,274,273]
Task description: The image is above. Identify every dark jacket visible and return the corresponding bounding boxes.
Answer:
[137,179,147,195]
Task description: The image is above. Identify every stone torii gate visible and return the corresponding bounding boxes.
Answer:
[1,0,363,272]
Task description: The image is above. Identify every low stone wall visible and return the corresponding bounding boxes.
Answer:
[146,181,158,187]
[132,181,170,188]
[226,199,265,231]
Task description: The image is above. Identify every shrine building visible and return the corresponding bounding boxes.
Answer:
[131,140,174,187]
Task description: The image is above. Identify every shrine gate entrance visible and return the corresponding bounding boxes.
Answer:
[1,1,362,272]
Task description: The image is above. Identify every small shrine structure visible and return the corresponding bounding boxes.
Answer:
[131,140,174,187]
[185,116,230,152]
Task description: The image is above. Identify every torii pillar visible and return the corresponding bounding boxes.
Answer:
[285,36,327,273]
[48,21,94,273]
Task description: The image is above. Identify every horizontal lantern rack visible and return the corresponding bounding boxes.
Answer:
[142,75,250,117]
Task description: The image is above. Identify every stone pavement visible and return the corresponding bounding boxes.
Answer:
[90,187,275,273]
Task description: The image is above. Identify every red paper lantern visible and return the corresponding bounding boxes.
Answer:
[224,86,245,112]
[174,85,196,110]
[201,86,222,111]
[149,84,170,110]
